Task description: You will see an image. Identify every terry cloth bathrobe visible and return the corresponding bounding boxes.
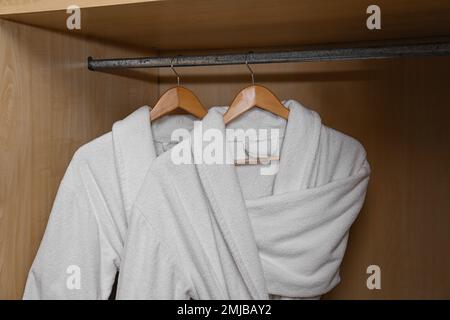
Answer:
[23,106,197,299]
[116,100,371,299]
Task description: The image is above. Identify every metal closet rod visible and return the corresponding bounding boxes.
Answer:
[87,42,450,70]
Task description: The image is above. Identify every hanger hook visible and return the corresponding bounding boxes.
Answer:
[171,56,180,86]
[245,52,255,85]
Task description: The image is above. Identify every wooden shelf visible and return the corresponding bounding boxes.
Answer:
[1,0,450,51]
[0,0,156,15]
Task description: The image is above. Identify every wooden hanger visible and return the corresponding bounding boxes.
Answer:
[150,58,207,122]
[223,58,289,124]
[223,85,289,124]
[150,86,207,121]
[224,57,289,164]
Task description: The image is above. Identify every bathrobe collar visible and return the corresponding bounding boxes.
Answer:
[194,110,268,300]
[110,101,321,220]
[112,106,157,218]
[194,100,321,299]
[273,100,322,194]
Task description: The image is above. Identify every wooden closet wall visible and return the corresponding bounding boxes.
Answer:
[0,20,158,299]
[1,0,450,299]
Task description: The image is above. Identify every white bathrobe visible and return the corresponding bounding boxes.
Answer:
[116,100,371,299]
[23,106,197,299]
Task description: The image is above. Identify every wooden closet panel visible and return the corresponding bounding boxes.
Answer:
[2,0,450,50]
[0,20,157,299]
[159,56,450,299]
[0,0,155,15]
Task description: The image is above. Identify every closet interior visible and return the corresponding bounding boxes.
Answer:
[1,0,450,299]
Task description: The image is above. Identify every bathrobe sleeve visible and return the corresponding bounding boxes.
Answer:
[23,153,122,300]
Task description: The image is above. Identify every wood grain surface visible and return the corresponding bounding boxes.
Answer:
[1,0,450,50]
[0,19,157,299]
